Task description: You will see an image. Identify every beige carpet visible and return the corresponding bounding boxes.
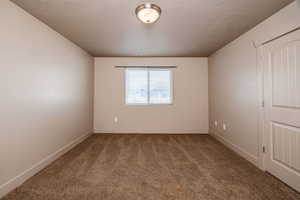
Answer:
[2,135,300,200]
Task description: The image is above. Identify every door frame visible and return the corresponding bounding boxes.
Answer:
[257,45,266,171]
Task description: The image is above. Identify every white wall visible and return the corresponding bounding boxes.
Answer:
[0,1,94,197]
[209,1,300,167]
[94,57,208,134]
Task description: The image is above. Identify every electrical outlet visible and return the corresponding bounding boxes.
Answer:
[222,122,227,131]
[114,117,118,123]
[214,120,218,127]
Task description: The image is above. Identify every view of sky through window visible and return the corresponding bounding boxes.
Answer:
[126,68,172,105]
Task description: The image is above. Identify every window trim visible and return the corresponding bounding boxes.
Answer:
[125,68,173,106]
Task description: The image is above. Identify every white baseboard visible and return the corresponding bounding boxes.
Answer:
[93,129,208,134]
[210,131,259,167]
[0,132,91,199]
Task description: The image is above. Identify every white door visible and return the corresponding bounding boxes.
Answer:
[262,29,300,192]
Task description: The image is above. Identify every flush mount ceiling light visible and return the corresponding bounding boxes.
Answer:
[135,3,162,24]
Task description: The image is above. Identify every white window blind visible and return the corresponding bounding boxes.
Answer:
[126,68,172,105]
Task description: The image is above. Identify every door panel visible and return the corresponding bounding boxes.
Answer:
[272,41,300,108]
[272,122,300,173]
[262,29,300,192]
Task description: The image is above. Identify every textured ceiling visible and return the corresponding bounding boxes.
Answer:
[11,0,293,57]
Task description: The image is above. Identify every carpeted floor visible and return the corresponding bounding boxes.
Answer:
[2,134,300,200]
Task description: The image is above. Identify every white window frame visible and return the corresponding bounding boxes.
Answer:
[125,68,173,105]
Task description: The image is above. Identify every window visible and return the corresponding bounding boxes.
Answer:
[126,68,172,105]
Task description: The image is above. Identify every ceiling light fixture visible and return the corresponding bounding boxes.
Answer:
[135,3,161,24]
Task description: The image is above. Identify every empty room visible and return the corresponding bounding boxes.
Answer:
[1,0,300,199]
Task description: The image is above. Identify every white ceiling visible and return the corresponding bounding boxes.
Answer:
[11,0,293,57]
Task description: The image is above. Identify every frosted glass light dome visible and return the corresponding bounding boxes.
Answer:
[135,3,161,24]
